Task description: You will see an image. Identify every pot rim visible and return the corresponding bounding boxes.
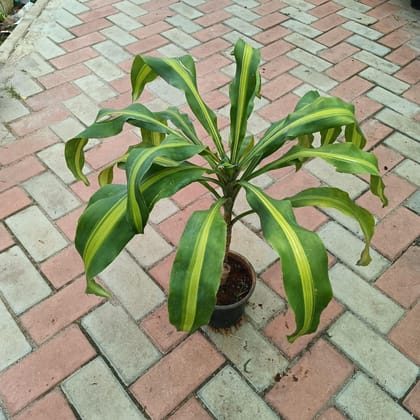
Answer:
[214,250,256,310]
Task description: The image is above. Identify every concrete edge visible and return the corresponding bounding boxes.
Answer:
[0,0,50,63]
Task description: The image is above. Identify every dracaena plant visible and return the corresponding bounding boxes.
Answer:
[65,39,387,342]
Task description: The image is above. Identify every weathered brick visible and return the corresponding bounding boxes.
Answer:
[336,372,413,420]
[328,312,418,398]
[62,357,145,419]
[199,366,278,419]
[82,302,160,384]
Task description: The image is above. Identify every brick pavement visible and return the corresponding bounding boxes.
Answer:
[0,0,419,419]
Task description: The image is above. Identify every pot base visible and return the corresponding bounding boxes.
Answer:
[209,252,256,329]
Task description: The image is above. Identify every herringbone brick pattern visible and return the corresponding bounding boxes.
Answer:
[0,0,419,418]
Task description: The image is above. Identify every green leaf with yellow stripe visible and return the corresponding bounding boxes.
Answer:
[75,184,135,296]
[229,39,261,163]
[65,104,189,185]
[252,143,380,178]
[241,182,331,342]
[287,187,375,265]
[131,55,157,101]
[157,107,201,146]
[126,138,204,232]
[168,200,227,332]
[244,96,357,168]
[142,55,225,156]
[140,162,206,210]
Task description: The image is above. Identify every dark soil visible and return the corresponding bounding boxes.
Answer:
[216,254,253,305]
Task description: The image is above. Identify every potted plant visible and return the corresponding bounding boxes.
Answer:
[65,39,387,342]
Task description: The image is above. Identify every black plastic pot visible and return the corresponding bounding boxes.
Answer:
[209,251,256,328]
[412,0,420,10]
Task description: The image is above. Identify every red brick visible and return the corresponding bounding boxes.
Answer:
[386,45,418,66]
[131,21,171,39]
[41,246,85,289]
[367,2,399,19]
[389,302,420,365]
[171,181,210,208]
[366,144,404,177]
[266,169,321,199]
[326,57,367,82]
[403,83,420,104]
[257,93,299,122]
[13,390,76,420]
[56,206,84,241]
[254,0,288,15]
[404,380,420,418]
[149,252,175,292]
[137,7,174,25]
[69,18,113,37]
[254,25,290,45]
[141,0,177,11]
[0,187,31,219]
[9,105,70,137]
[313,14,347,32]
[266,340,353,419]
[26,84,80,112]
[38,64,91,89]
[130,333,224,419]
[197,0,231,13]
[193,23,230,43]
[316,27,352,47]
[360,119,393,150]
[264,300,343,359]
[61,32,106,52]
[202,89,230,111]
[141,304,187,353]
[0,326,96,415]
[78,5,116,22]
[20,277,103,344]
[100,90,132,109]
[329,76,373,102]
[318,407,347,420]
[125,35,168,55]
[0,128,58,165]
[0,156,45,192]
[394,60,420,84]
[357,172,415,219]
[254,12,288,29]
[0,223,14,251]
[379,29,412,49]
[371,207,420,260]
[197,71,230,94]
[260,54,298,80]
[371,15,406,34]
[294,206,329,231]
[194,9,230,27]
[261,39,294,61]
[190,38,231,59]
[320,42,360,64]
[109,75,131,94]
[262,74,302,101]
[310,2,343,17]
[169,398,212,420]
[353,95,382,122]
[376,246,420,308]
[50,47,98,70]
